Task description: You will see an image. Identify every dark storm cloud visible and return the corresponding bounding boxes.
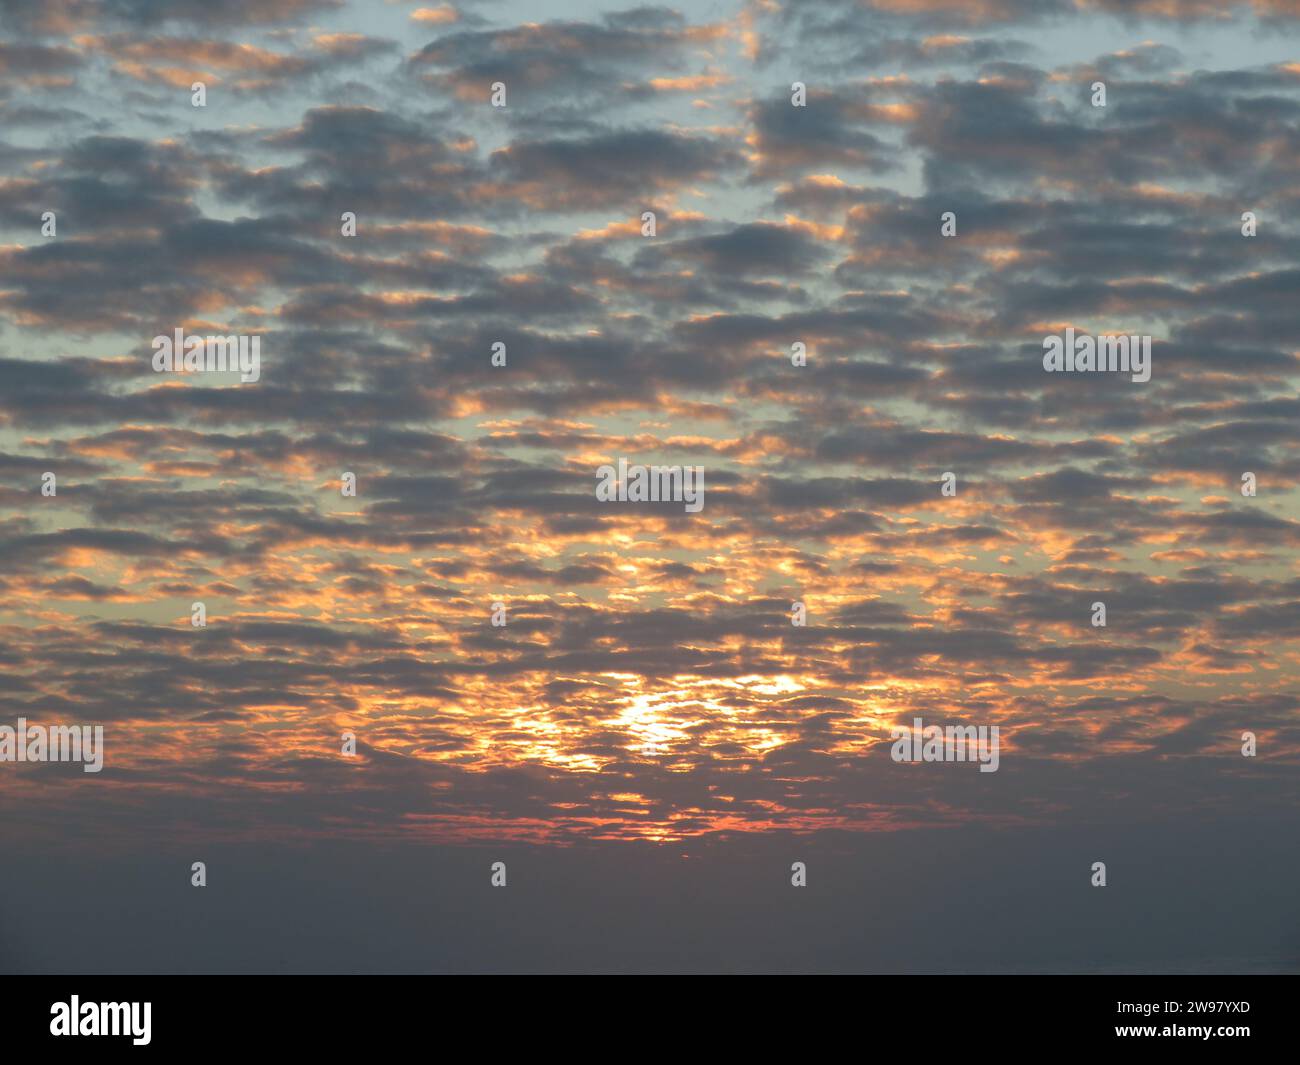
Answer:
[409,9,721,104]
[634,221,830,278]
[489,127,745,207]
[748,90,899,177]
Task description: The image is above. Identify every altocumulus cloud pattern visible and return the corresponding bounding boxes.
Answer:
[0,0,1297,976]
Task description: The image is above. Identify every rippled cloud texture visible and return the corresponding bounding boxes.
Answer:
[0,0,1297,971]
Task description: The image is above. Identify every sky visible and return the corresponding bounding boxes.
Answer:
[0,0,1297,973]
